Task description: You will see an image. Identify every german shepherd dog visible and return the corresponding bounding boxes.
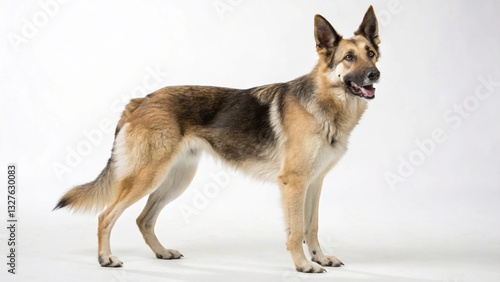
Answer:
[55,6,381,273]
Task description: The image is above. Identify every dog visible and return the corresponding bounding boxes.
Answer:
[54,6,381,273]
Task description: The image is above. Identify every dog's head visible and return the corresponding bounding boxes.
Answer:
[315,6,380,99]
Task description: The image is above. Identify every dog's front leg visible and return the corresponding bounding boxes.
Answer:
[279,171,325,273]
[304,178,344,267]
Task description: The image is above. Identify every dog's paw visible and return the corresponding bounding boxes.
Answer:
[296,261,326,273]
[98,255,123,267]
[155,249,183,260]
[312,255,344,267]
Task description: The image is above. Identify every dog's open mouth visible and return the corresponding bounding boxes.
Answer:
[347,81,375,99]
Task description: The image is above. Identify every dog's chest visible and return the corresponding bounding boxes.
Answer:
[311,99,367,176]
[310,135,348,178]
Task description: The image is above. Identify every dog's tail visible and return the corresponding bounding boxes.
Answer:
[53,158,115,213]
[53,97,146,213]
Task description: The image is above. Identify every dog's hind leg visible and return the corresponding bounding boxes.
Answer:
[136,150,200,260]
[97,161,171,267]
[97,121,183,267]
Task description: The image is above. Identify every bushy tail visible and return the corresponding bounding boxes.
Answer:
[53,159,115,213]
[54,97,147,213]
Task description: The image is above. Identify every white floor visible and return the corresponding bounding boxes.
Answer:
[2,173,500,282]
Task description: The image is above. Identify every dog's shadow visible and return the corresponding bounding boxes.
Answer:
[74,239,446,282]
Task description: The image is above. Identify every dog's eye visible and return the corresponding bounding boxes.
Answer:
[368,51,375,58]
[344,54,354,61]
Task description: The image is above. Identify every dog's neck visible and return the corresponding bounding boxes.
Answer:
[296,70,368,145]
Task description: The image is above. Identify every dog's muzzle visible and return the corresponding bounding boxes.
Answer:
[346,68,380,99]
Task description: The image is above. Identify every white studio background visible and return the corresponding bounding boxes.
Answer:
[1,0,499,281]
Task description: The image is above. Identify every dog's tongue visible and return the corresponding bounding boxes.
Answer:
[360,84,375,98]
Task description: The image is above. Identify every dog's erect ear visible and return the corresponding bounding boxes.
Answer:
[354,6,380,47]
[314,14,341,51]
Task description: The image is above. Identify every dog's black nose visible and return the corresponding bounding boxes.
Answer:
[367,69,380,82]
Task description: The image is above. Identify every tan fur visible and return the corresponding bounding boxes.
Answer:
[54,6,381,273]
